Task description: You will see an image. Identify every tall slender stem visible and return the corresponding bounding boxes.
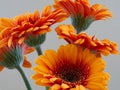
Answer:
[34,45,49,90]
[16,65,32,90]
[46,87,49,90]
[35,45,42,55]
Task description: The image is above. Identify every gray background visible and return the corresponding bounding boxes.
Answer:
[0,0,120,90]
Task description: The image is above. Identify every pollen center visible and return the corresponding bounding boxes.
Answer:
[60,69,81,83]
[55,63,89,83]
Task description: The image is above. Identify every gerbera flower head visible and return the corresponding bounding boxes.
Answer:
[55,24,118,56]
[54,0,112,33]
[0,35,34,71]
[0,5,68,47]
[32,44,110,90]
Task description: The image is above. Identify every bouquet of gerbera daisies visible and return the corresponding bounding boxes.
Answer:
[0,0,119,90]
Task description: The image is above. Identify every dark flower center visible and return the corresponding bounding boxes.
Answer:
[59,69,81,83]
[55,62,89,83]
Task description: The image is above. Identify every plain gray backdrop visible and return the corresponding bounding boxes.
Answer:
[0,0,120,90]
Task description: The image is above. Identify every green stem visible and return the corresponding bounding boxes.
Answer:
[16,65,32,90]
[46,87,49,90]
[35,45,42,55]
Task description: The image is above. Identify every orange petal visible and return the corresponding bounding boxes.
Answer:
[50,84,61,90]
[0,18,14,27]
[23,44,35,55]
[61,83,69,89]
[8,36,13,47]
[0,38,8,48]
[78,85,86,90]
[42,6,52,16]
[35,78,52,86]
[86,82,107,90]
[31,73,43,80]
[18,37,25,44]
[0,66,4,71]
[22,56,32,68]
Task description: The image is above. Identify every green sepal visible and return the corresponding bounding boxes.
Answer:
[71,14,94,33]
[24,34,46,47]
[46,86,50,90]
[0,45,23,69]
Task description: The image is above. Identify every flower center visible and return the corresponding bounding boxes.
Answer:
[55,62,89,83]
[59,69,81,83]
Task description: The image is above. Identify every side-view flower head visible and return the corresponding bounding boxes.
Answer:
[0,42,34,72]
[0,5,68,47]
[55,24,118,56]
[54,0,112,33]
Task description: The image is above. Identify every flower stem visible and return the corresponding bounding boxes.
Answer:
[35,45,42,55]
[46,87,49,90]
[16,65,32,90]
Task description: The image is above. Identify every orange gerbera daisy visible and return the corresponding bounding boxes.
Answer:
[32,44,110,90]
[0,5,68,47]
[55,24,118,56]
[0,36,34,71]
[54,0,112,32]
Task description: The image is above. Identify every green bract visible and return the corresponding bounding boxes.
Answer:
[71,14,94,33]
[0,45,23,69]
[24,34,46,47]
